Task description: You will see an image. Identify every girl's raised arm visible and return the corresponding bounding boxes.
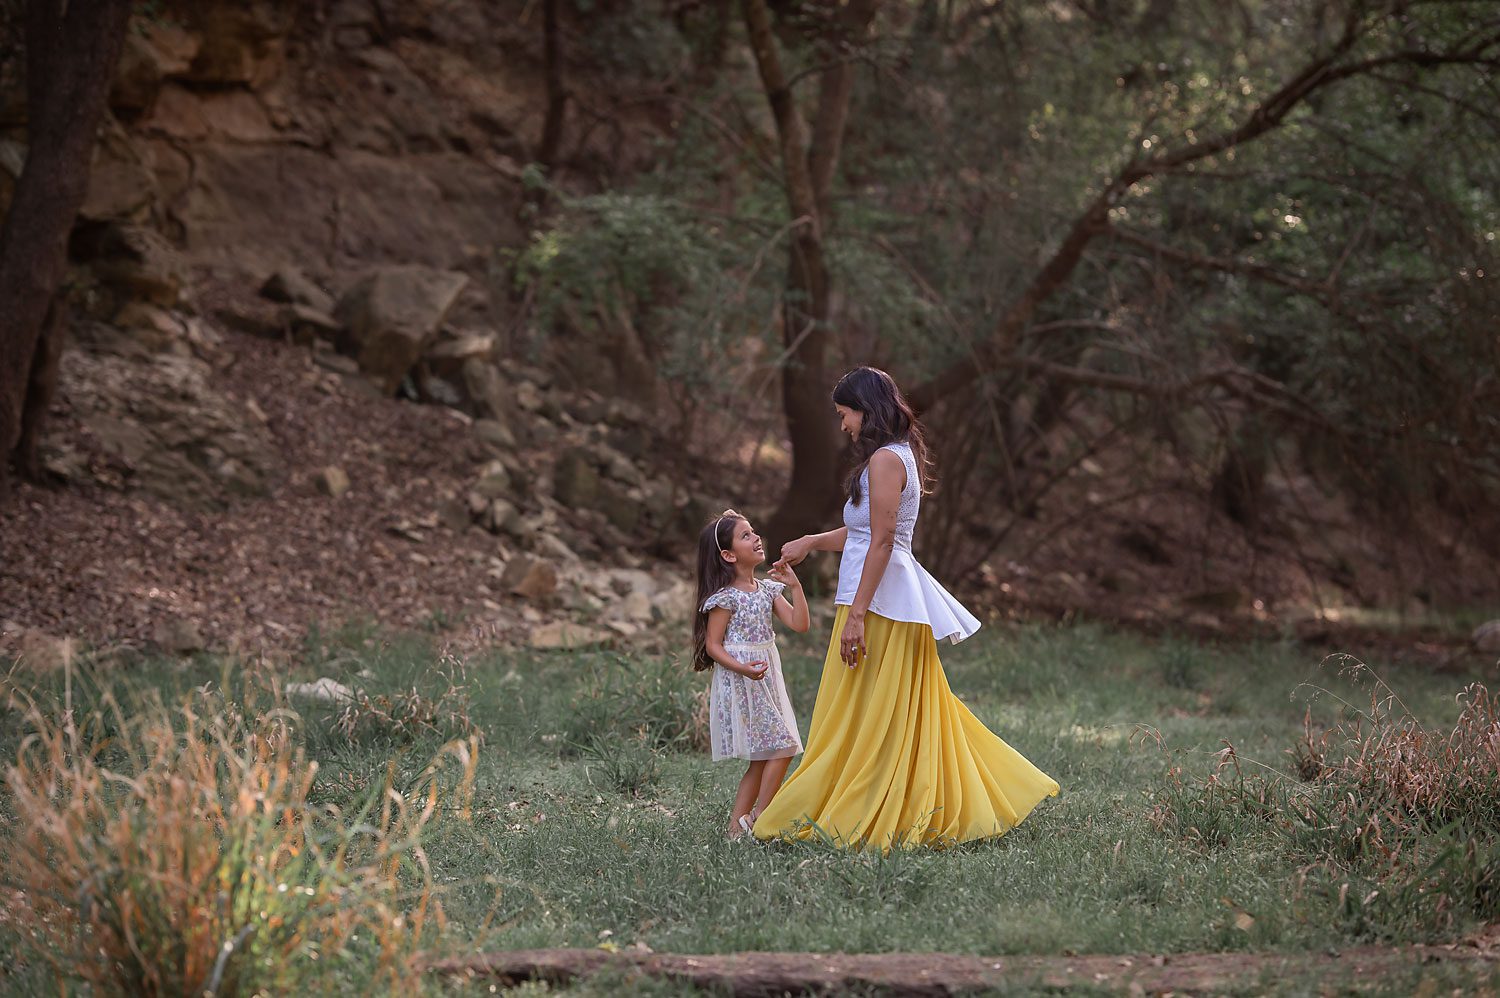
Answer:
[769,563,810,633]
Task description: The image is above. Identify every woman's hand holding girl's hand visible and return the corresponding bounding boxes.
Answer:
[737,659,769,681]
[768,560,801,589]
[777,535,814,567]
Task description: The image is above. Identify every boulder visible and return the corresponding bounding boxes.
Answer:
[111,19,201,113]
[527,621,612,651]
[0,624,76,672]
[81,120,158,221]
[474,467,512,499]
[114,302,186,352]
[1474,620,1500,653]
[79,223,186,306]
[553,447,601,510]
[58,345,279,504]
[514,380,544,413]
[287,677,357,703]
[503,556,558,600]
[335,266,469,394]
[462,359,510,421]
[180,2,291,88]
[474,418,515,450]
[620,590,653,625]
[282,304,341,345]
[315,466,350,497]
[484,498,519,534]
[155,617,205,655]
[605,487,647,533]
[260,267,335,313]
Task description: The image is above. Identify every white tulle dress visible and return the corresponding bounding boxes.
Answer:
[701,579,803,762]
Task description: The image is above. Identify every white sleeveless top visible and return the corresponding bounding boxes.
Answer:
[836,441,981,644]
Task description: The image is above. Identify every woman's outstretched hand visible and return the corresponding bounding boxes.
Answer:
[839,611,867,669]
[768,560,801,588]
[778,535,814,567]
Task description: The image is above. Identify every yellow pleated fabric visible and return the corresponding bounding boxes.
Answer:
[753,606,1059,850]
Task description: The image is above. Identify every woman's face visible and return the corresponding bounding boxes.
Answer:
[835,404,863,442]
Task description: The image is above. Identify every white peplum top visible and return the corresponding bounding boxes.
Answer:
[835,441,982,644]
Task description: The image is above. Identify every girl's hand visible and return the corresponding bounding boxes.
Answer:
[778,535,814,567]
[840,612,867,669]
[737,659,769,681]
[768,560,801,588]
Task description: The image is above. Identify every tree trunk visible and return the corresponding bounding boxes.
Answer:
[0,0,133,498]
[742,0,876,554]
[537,0,567,171]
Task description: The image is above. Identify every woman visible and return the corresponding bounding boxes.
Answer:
[754,367,1058,849]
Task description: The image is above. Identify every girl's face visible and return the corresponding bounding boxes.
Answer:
[835,403,863,442]
[721,519,764,568]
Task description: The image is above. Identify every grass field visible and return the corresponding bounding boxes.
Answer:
[2,610,1497,995]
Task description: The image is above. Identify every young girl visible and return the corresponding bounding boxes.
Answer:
[692,509,809,839]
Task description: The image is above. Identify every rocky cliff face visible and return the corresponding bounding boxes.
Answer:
[0,2,712,660]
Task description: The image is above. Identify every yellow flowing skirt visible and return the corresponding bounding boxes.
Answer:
[753,606,1059,850]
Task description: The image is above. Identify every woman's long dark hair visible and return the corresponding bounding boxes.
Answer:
[832,366,932,506]
[691,510,744,671]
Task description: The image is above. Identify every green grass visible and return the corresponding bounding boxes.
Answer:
[2,614,1497,995]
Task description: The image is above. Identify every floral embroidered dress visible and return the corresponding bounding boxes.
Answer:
[701,578,803,762]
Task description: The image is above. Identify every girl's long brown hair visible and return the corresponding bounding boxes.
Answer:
[691,511,744,672]
[832,366,932,506]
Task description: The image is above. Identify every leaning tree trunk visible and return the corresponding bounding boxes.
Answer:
[741,0,876,554]
[0,0,133,498]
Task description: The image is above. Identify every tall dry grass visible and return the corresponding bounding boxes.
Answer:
[1145,658,1500,937]
[0,666,477,996]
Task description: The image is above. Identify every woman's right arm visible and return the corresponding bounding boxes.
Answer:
[705,607,767,680]
[779,527,846,566]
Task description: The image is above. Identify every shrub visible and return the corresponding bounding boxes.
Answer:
[0,671,477,995]
[1144,658,1500,937]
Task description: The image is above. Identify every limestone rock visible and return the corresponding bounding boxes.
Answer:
[474,418,515,450]
[484,498,519,534]
[335,266,469,394]
[260,267,335,314]
[114,302,186,352]
[59,345,279,504]
[504,556,558,600]
[155,617,205,655]
[315,466,350,497]
[283,304,342,345]
[474,466,512,499]
[0,624,76,672]
[462,359,510,421]
[1474,620,1500,653]
[111,20,200,113]
[287,677,357,703]
[81,120,158,222]
[81,223,186,307]
[528,621,612,651]
[620,590,653,625]
[515,381,544,413]
[554,447,601,510]
[181,3,291,88]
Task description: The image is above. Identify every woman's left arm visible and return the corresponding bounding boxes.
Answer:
[841,449,904,668]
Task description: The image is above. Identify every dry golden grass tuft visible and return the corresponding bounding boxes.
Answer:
[0,665,478,996]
